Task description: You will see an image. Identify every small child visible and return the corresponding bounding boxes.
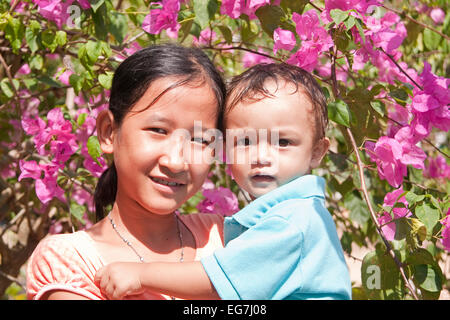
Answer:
[95,63,352,300]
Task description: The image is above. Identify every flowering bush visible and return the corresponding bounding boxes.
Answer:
[0,0,449,300]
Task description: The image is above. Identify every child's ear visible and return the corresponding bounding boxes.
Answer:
[310,137,330,169]
[96,110,116,154]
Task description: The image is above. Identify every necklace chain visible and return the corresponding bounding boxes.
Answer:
[107,213,184,299]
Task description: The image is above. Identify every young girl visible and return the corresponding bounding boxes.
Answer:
[26,43,227,300]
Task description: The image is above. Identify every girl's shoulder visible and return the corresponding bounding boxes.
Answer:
[26,231,104,300]
[179,213,225,253]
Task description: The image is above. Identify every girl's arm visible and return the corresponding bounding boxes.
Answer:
[95,261,220,300]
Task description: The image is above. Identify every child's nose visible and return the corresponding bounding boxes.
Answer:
[252,141,273,165]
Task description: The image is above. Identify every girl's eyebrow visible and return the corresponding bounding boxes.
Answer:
[147,113,174,125]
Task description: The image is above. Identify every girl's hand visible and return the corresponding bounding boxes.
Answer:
[95,262,146,300]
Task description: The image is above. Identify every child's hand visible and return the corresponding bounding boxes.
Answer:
[95,262,146,300]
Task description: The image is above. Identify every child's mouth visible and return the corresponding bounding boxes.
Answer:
[251,175,276,183]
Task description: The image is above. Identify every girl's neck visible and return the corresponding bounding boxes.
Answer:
[108,201,180,249]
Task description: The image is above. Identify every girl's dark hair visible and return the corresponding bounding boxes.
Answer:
[226,63,328,141]
[94,43,226,221]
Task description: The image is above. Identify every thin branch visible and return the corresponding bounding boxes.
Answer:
[378,47,423,91]
[0,270,25,291]
[346,127,420,300]
[382,5,450,41]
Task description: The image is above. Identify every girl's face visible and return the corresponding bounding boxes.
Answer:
[110,77,218,216]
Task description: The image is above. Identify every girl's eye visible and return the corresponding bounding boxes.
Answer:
[148,128,167,134]
[191,137,209,145]
[277,139,290,147]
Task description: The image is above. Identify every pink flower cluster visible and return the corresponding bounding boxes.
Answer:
[142,0,181,38]
[19,95,107,204]
[271,9,334,72]
[377,186,411,241]
[441,209,450,252]
[220,0,280,20]
[196,180,239,216]
[32,0,91,29]
[366,62,450,188]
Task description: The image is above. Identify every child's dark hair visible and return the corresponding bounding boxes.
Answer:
[226,63,328,141]
[94,43,226,221]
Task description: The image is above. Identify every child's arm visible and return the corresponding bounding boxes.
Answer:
[94,261,220,300]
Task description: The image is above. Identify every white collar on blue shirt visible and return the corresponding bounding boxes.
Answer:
[229,174,326,229]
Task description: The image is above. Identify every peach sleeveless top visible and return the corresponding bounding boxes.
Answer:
[26,213,224,300]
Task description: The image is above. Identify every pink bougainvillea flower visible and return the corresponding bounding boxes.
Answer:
[220,0,244,19]
[394,126,427,169]
[18,160,42,181]
[242,49,272,68]
[292,10,320,41]
[273,28,296,54]
[378,186,411,241]
[33,0,75,29]
[56,68,74,86]
[197,185,239,216]
[365,138,407,187]
[142,0,180,36]
[441,209,450,252]
[411,93,440,113]
[34,163,65,204]
[77,0,91,9]
[193,28,217,46]
[424,155,450,179]
[21,116,46,136]
[17,63,31,75]
[430,8,445,24]
[286,42,321,72]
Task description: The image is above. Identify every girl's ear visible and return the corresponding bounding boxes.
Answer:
[96,110,116,154]
[310,137,330,169]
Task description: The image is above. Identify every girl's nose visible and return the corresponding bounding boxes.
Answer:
[159,135,188,173]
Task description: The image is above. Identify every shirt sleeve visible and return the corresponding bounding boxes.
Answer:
[201,215,303,300]
[26,235,102,300]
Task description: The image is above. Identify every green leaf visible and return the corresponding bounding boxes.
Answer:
[70,202,86,224]
[90,0,105,13]
[87,135,102,165]
[344,191,370,226]
[194,0,218,29]
[86,40,102,65]
[77,113,88,126]
[55,30,67,46]
[0,79,14,98]
[69,74,84,94]
[109,12,128,44]
[218,25,233,44]
[415,203,440,232]
[330,9,349,26]
[328,99,352,127]
[280,0,308,14]
[98,72,113,89]
[389,88,409,104]
[413,264,442,292]
[405,191,425,205]
[369,100,386,117]
[423,28,441,51]
[255,5,287,37]
[41,29,57,52]
[29,55,44,71]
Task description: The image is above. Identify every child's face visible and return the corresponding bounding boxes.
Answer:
[226,81,328,199]
[108,77,218,215]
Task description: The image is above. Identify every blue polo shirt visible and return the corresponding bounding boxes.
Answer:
[201,175,352,300]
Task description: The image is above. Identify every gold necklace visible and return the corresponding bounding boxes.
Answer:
[108,213,184,299]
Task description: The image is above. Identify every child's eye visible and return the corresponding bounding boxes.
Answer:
[236,137,252,146]
[147,128,167,134]
[277,139,290,147]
